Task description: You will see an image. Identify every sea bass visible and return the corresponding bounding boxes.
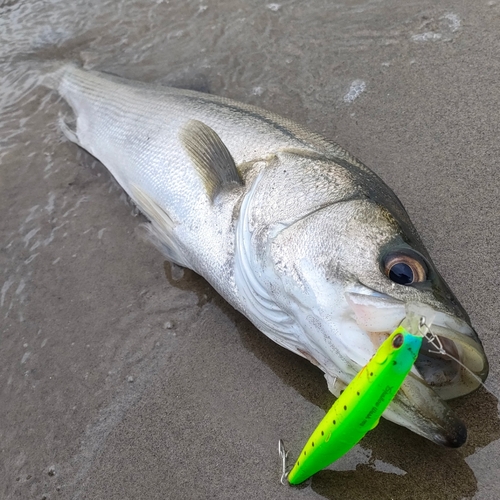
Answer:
[45,64,488,447]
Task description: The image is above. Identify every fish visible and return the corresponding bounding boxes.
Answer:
[43,63,488,448]
[286,326,423,484]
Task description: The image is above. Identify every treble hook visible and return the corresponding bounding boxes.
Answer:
[418,315,446,356]
[278,439,289,485]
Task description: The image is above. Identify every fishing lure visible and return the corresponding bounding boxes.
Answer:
[283,326,423,485]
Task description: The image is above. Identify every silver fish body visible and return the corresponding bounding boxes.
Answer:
[47,64,488,447]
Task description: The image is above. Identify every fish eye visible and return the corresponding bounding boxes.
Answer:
[383,251,427,285]
[392,333,404,348]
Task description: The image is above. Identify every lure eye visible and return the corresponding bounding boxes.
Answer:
[383,251,427,285]
[392,333,404,349]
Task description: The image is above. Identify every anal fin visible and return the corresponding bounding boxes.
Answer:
[130,184,191,269]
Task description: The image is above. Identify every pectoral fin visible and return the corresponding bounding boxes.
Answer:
[179,119,243,200]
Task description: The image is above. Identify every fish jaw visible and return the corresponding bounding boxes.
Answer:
[384,374,468,448]
[290,279,476,447]
[341,290,487,447]
[318,286,484,446]
[345,291,489,399]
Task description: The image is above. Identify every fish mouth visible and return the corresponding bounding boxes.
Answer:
[413,313,489,398]
[345,290,489,447]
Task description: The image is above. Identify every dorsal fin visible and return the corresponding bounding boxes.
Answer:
[179,119,243,200]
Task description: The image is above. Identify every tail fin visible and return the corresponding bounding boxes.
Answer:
[39,62,79,91]
[0,59,76,112]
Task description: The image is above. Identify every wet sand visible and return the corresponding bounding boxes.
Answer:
[1,0,500,499]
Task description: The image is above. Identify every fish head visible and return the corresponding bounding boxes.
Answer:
[269,195,488,447]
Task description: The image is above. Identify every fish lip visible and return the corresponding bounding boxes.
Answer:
[411,308,489,399]
[433,421,468,448]
[386,373,469,448]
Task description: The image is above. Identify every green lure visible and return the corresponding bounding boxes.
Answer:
[287,326,423,485]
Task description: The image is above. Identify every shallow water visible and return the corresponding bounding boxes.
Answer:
[1,0,500,499]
